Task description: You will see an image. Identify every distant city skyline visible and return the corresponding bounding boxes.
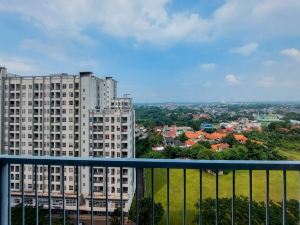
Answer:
[1,0,300,102]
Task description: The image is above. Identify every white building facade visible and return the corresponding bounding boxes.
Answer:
[0,67,135,213]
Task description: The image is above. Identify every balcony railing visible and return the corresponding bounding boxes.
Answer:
[0,155,299,225]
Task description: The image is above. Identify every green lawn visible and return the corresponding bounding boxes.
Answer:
[145,165,299,224]
[280,149,300,160]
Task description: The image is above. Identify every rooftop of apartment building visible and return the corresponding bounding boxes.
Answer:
[0,66,117,82]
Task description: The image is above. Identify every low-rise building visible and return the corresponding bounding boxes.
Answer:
[164,137,185,148]
[211,143,230,152]
[185,139,197,148]
[233,134,247,144]
[185,131,206,142]
[163,125,193,137]
[152,146,164,151]
[201,123,214,131]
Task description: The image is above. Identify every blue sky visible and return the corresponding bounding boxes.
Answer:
[0,0,300,102]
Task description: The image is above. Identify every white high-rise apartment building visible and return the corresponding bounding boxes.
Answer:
[0,67,135,213]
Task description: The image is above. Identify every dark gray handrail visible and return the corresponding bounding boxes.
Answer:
[0,155,300,170]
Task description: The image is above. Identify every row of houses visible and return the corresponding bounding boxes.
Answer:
[184,131,247,150]
[220,118,261,133]
[153,125,249,152]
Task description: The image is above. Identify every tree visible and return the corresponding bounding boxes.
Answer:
[215,146,248,160]
[222,133,239,147]
[197,141,211,149]
[245,140,285,160]
[129,197,164,225]
[268,121,290,131]
[197,148,215,160]
[193,197,299,225]
[11,204,69,225]
[142,150,164,159]
[163,146,183,159]
[184,144,210,159]
[136,137,151,157]
[148,132,164,147]
[175,133,188,142]
[109,208,124,225]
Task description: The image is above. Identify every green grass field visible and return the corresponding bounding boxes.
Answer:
[145,150,300,225]
[277,141,300,160]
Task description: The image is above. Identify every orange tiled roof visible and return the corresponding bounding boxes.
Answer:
[205,132,227,140]
[234,134,247,143]
[185,131,206,139]
[211,143,230,151]
[165,129,177,138]
[185,139,196,146]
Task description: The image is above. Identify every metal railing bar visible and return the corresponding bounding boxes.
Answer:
[48,164,51,225]
[90,166,93,225]
[76,166,79,225]
[105,167,108,225]
[0,158,299,225]
[35,165,38,225]
[1,156,299,171]
[21,164,25,225]
[183,169,186,225]
[282,170,286,225]
[136,168,139,225]
[152,168,154,225]
[232,170,235,225]
[216,170,219,225]
[62,165,65,225]
[167,168,170,225]
[199,169,202,225]
[120,167,124,225]
[249,170,252,225]
[266,170,269,225]
[8,163,11,225]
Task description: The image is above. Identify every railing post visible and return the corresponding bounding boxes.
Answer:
[0,161,9,225]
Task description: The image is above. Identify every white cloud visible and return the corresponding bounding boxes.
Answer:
[0,55,37,74]
[230,43,259,56]
[225,74,239,85]
[280,48,300,60]
[0,0,300,45]
[200,63,216,70]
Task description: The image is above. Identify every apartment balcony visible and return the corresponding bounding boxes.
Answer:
[0,156,299,225]
[121,135,128,141]
[93,118,104,124]
[121,118,128,123]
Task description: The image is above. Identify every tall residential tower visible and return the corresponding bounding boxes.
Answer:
[0,67,135,212]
